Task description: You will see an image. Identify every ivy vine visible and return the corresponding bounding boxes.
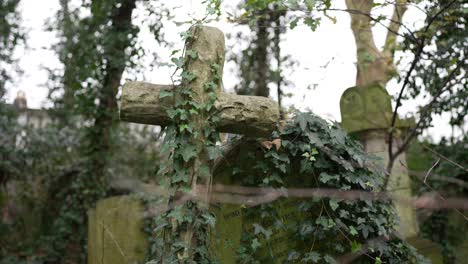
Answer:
[145,24,223,263]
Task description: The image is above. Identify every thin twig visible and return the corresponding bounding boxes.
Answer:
[422,144,468,173]
[424,158,440,183]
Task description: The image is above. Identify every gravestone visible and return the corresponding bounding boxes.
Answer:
[340,83,418,237]
[340,84,443,263]
[89,138,335,263]
[209,139,317,263]
[88,196,148,264]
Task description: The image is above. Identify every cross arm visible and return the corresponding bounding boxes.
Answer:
[120,81,280,137]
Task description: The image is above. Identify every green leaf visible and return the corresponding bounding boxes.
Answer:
[303,251,321,262]
[351,241,362,252]
[171,57,185,68]
[304,0,316,10]
[207,146,222,160]
[180,145,197,162]
[297,113,308,131]
[329,199,339,211]
[181,71,197,82]
[319,172,338,183]
[180,30,193,40]
[159,90,173,99]
[290,17,300,29]
[251,238,261,250]
[186,49,198,59]
[349,226,358,236]
[311,147,319,155]
[304,17,320,31]
[286,0,299,9]
[374,257,382,264]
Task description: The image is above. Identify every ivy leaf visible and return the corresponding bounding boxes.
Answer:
[304,17,320,31]
[251,238,261,250]
[181,71,197,82]
[159,90,173,99]
[311,147,319,155]
[290,17,300,29]
[180,30,193,40]
[297,113,308,131]
[303,251,321,262]
[167,207,184,222]
[185,49,198,59]
[299,222,314,236]
[207,146,222,160]
[171,57,185,68]
[323,255,336,263]
[180,145,197,162]
[349,226,358,236]
[319,172,338,183]
[351,241,362,252]
[329,199,339,211]
[286,0,300,9]
[304,0,316,10]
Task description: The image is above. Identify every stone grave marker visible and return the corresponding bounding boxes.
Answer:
[340,83,418,237]
[209,139,317,263]
[340,84,443,263]
[89,138,323,264]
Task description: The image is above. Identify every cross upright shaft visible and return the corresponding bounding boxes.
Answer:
[120,25,280,137]
[119,25,280,260]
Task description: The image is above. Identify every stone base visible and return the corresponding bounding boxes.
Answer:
[88,196,148,264]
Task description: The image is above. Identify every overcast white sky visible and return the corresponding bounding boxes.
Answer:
[4,0,457,141]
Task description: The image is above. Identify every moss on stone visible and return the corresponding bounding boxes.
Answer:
[87,196,148,264]
[340,83,414,133]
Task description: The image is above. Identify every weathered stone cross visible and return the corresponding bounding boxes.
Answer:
[120,25,279,137]
[119,25,280,259]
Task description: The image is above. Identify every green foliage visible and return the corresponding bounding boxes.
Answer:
[401,0,467,130]
[409,136,468,264]
[238,0,331,31]
[0,0,24,98]
[1,0,168,262]
[231,112,425,263]
[145,25,223,263]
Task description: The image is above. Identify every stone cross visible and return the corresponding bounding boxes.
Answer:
[120,26,279,137]
[119,25,280,259]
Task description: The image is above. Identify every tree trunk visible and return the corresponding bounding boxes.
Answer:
[345,0,406,87]
[91,0,136,180]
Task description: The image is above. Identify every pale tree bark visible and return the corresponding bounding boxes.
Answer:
[345,0,407,87]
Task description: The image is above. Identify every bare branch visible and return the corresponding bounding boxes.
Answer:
[387,52,462,178]
[422,144,468,173]
[424,158,440,183]
[408,170,468,189]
